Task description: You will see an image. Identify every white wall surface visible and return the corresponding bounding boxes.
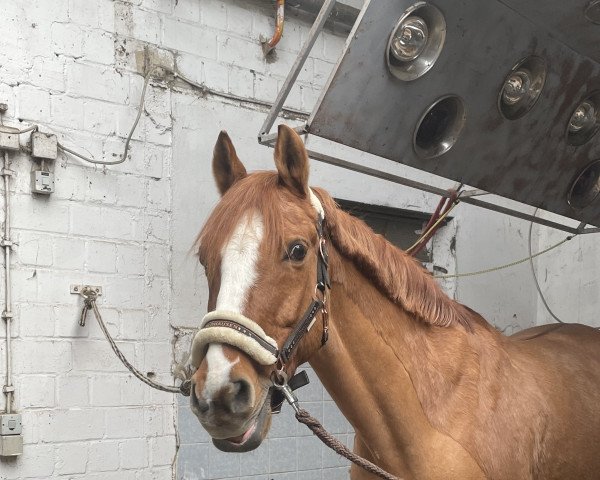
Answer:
[1,1,594,480]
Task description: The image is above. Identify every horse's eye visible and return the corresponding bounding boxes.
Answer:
[287,242,307,262]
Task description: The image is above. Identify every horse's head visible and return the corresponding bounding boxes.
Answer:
[189,125,330,452]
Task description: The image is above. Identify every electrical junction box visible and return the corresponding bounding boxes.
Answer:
[0,413,23,457]
[31,132,58,160]
[0,126,20,151]
[31,170,55,194]
[0,414,22,435]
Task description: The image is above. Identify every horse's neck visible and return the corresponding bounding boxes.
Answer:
[309,259,495,475]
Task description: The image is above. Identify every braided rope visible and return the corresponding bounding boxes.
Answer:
[86,296,190,396]
[295,409,401,480]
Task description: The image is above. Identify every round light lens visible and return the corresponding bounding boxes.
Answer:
[501,70,532,106]
[390,17,429,62]
[569,101,596,133]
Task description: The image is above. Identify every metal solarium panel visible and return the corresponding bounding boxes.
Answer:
[308,0,600,226]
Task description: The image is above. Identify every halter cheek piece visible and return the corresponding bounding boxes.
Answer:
[190,189,331,412]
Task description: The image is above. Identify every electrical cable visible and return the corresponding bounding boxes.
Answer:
[434,235,573,279]
[57,64,308,167]
[58,65,161,166]
[528,209,565,324]
[0,124,38,134]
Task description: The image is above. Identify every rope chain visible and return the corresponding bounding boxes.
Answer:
[295,409,401,480]
[82,292,190,396]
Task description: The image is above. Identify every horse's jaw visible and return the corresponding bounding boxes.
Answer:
[211,393,272,453]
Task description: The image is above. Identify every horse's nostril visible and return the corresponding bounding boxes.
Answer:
[231,379,252,413]
[190,384,210,414]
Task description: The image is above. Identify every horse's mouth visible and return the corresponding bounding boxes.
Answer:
[212,391,272,453]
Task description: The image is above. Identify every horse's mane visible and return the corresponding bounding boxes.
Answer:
[313,187,473,330]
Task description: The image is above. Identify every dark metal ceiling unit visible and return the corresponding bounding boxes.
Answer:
[259,0,600,233]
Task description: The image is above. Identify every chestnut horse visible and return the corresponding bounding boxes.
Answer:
[189,124,600,479]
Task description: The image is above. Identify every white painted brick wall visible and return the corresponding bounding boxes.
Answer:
[0,0,563,479]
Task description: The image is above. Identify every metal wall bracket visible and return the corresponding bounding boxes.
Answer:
[70,285,103,296]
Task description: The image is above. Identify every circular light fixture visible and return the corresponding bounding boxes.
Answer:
[568,160,600,209]
[386,2,446,82]
[390,17,429,62]
[498,56,547,120]
[585,0,600,24]
[566,92,600,146]
[413,95,466,159]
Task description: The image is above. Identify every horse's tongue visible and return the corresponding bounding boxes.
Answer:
[226,423,255,445]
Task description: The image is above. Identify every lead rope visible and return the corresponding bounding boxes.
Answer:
[295,409,400,480]
[274,378,400,480]
[78,288,191,396]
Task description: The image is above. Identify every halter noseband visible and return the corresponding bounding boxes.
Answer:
[190,189,331,382]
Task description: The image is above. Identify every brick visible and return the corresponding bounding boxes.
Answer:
[53,236,86,270]
[56,441,89,475]
[13,339,72,374]
[29,55,67,92]
[50,303,82,338]
[150,435,176,466]
[91,375,122,406]
[86,240,117,273]
[226,3,253,38]
[116,243,145,275]
[83,29,115,64]
[39,408,105,442]
[52,22,84,58]
[51,94,85,129]
[116,174,148,208]
[89,439,120,472]
[16,231,53,267]
[145,244,169,277]
[120,438,148,468]
[69,0,115,31]
[12,193,70,233]
[68,61,130,104]
[56,375,89,408]
[142,342,172,373]
[87,305,120,340]
[20,303,55,337]
[173,0,200,21]
[19,375,55,408]
[120,308,146,340]
[72,340,135,372]
[84,169,119,204]
[17,84,52,123]
[200,0,227,30]
[104,407,144,439]
[0,443,55,478]
[69,203,109,237]
[162,18,217,57]
[121,374,147,405]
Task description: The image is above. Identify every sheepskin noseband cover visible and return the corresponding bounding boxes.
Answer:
[191,311,279,367]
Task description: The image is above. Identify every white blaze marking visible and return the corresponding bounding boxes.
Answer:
[216,211,264,312]
[203,344,240,401]
[203,211,263,401]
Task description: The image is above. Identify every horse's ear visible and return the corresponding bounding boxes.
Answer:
[274,124,309,198]
[212,131,247,196]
